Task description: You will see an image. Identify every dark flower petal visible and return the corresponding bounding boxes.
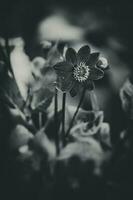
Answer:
[89,67,104,80]
[56,72,74,92]
[84,80,95,90]
[53,61,73,72]
[70,82,80,97]
[87,53,100,68]
[77,45,90,64]
[65,48,77,65]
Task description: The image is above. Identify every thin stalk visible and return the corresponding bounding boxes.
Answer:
[62,92,66,146]
[39,112,43,129]
[54,88,59,154]
[66,87,86,137]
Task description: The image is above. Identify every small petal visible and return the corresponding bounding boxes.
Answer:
[89,67,104,80]
[53,61,73,72]
[65,48,77,65]
[77,45,90,64]
[70,82,80,97]
[87,53,100,67]
[84,80,94,90]
[56,73,74,92]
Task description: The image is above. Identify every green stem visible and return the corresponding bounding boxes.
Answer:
[66,87,86,137]
[54,88,59,154]
[62,92,66,146]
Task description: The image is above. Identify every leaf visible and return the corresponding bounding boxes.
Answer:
[31,88,54,113]
[0,75,25,110]
[1,93,36,133]
[46,42,63,66]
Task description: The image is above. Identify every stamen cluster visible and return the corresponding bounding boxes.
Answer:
[73,63,90,82]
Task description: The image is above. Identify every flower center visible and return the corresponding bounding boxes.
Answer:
[73,63,90,82]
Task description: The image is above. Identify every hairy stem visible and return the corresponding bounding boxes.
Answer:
[62,92,66,146]
[54,88,59,154]
[66,87,86,137]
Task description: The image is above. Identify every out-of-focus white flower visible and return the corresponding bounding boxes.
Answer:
[38,14,84,41]
[120,78,133,119]
[99,122,111,147]
[40,40,52,49]
[57,138,108,177]
[10,37,34,100]
[9,37,25,48]
[18,145,33,160]
[68,109,111,148]
[10,125,33,150]
[32,130,56,161]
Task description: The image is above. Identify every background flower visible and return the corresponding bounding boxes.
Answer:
[120,78,133,120]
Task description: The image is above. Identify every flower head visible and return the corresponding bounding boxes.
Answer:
[53,45,104,96]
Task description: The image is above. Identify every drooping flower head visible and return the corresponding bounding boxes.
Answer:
[53,45,104,96]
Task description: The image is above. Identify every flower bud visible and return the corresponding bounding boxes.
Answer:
[97,57,108,69]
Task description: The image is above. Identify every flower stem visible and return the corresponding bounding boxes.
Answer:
[39,112,43,129]
[66,87,86,137]
[54,88,59,154]
[62,92,66,146]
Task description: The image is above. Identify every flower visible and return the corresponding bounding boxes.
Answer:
[10,125,33,150]
[120,78,133,119]
[53,45,104,96]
